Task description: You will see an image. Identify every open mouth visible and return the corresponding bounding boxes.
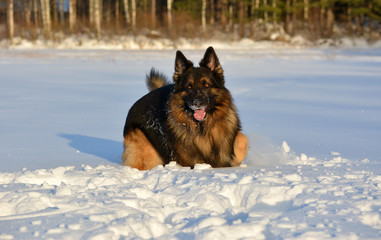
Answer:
[190,106,208,121]
[193,108,206,121]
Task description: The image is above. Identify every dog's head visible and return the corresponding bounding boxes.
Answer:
[172,47,226,122]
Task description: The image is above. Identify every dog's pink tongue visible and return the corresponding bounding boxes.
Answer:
[194,109,206,121]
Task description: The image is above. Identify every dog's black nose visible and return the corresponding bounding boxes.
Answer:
[193,99,203,108]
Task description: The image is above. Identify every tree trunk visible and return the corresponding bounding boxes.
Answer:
[228,3,233,31]
[142,0,148,28]
[326,8,334,37]
[292,0,296,35]
[151,0,156,29]
[41,0,46,32]
[285,0,290,33]
[25,0,32,28]
[45,0,51,36]
[220,0,227,29]
[40,0,51,39]
[90,0,94,27]
[106,1,111,26]
[7,0,14,45]
[368,2,373,35]
[202,0,207,32]
[320,2,326,36]
[255,0,259,9]
[210,0,215,25]
[238,0,245,38]
[347,7,352,36]
[264,0,268,24]
[33,0,39,29]
[99,0,103,27]
[115,0,120,31]
[304,0,309,22]
[69,0,77,33]
[95,0,102,40]
[53,0,58,29]
[60,0,64,26]
[123,0,130,28]
[355,15,360,36]
[131,0,136,30]
[360,12,364,36]
[250,0,256,38]
[272,0,276,25]
[167,0,173,29]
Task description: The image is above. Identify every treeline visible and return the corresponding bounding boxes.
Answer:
[2,0,381,44]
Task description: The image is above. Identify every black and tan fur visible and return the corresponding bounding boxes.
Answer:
[122,47,248,170]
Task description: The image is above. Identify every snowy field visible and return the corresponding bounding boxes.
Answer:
[0,48,380,239]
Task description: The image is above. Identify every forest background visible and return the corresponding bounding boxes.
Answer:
[1,0,381,47]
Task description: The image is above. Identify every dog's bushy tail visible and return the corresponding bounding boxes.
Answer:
[146,68,171,92]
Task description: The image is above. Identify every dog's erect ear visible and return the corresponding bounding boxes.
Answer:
[174,50,193,77]
[200,46,223,73]
[200,46,224,85]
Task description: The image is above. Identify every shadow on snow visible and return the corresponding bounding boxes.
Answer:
[59,133,122,165]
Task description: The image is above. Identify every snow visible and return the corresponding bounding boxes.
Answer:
[0,158,380,239]
[0,48,381,239]
[2,35,381,50]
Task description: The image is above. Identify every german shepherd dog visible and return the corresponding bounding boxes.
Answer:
[122,47,248,170]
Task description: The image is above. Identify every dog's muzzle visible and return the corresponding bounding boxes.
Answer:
[188,91,209,121]
[190,100,208,121]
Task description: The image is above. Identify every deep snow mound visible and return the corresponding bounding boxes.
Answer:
[0,153,380,239]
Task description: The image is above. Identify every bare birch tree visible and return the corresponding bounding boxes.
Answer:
[131,0,136,30]
[52,0,58,29]
[40,0,51,38]
[285,0,290,33]
[320,0,327,36]
[94,0,102,40]
[220,0,227,29]
[347,6,352,35]
[41,0,46,32]
[250,0,259,37]
[151,0,156,29]
[46,0,51,34]
[123,0,131,27]
[292,0,297,35]
[238,0,245,38]
[272,0,276,25]
[7,0,14,44]
[60,0,64,26]
[304,0,309,22]
[210,0,215,25]
[264,0,268,24]
[25,1,32,28]
[228,3,233,31]
[202,0,207,32]
[115,0,120,31]
[33,0,39,29]
[167,0,173,29]
[90,0,95,27]
[326,7,334,37]
[69,0,77,33]
[368,1,373,34]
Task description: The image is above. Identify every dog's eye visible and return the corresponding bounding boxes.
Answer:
[204,83,210,88]
[187,84,192,90]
